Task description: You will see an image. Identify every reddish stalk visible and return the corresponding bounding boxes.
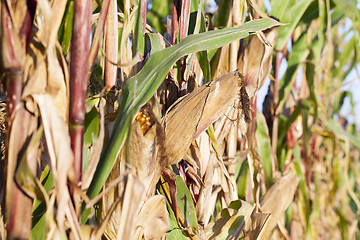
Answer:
[1,0,36,238]
[170,2,179,45]
[178,0,190,42]
[69,1,92,189]
[141,0,148,34]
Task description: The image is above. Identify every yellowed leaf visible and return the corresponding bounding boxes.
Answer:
[162,71,244,166]
[260,172,299,232]
[135,195,170,240]
[245,212,271,240]
[32,94,75,227]
[83,97,105,190]
[37,0,68,49]
[238,26,279,99]
[100,174,146,240]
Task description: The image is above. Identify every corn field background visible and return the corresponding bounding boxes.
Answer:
[0,0,359,239]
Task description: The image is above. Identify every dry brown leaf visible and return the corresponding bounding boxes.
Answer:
[32,94,75,227]
[245,212,271,240]
[83,98,105,189]
[23,0,70,121]
[195,147,216,226]
[211,44,230,79]
[23,40,69,121]
[135,195,170,240]
[102,174,146,240]
[196,132,212,177]
[20,0,70,121]
[162,70,245,166]
[119,5,138,76]
[37,0,68,49]
[260,172,299,232]
[14,125,43,200]
[238,26,279,99]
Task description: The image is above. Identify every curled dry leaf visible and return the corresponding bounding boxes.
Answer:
[36,0,68,48]
[157,76,180,116]
[99,174,146,240]
[32,94,75,227]
[22,0,69,120]
[135,195,170,240]
[162,70,249,166]
[7,93,75,236]
[246,212,271,240]
[194,141,216,226]
[238,25,279,99]
[82,98,105,190]
[23,36,69,121]
[260,172,299,232]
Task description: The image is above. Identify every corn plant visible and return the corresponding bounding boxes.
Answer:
[0,0,359,239]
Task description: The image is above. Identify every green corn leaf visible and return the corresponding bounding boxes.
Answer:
[57,1,74,55]
[175,176,198,232]
[278,34,309,109]
[236,160,249,200]
[327,118,360,150]
[270,0,312,50]
[255,112,274,187]
[31,166,54,240]
[146,33,164,54]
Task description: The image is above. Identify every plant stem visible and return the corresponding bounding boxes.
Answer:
[1,0,36,237]
[271,50,281,156]
[69,0,92,189]
[104,0,118,91]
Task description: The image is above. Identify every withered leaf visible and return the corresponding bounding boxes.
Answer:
[238,26,279,99]
[260,172,299,232]
[162,70,249,166]
[135,195,170,240]
[100,174,146,240]
[126,103,165,195]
